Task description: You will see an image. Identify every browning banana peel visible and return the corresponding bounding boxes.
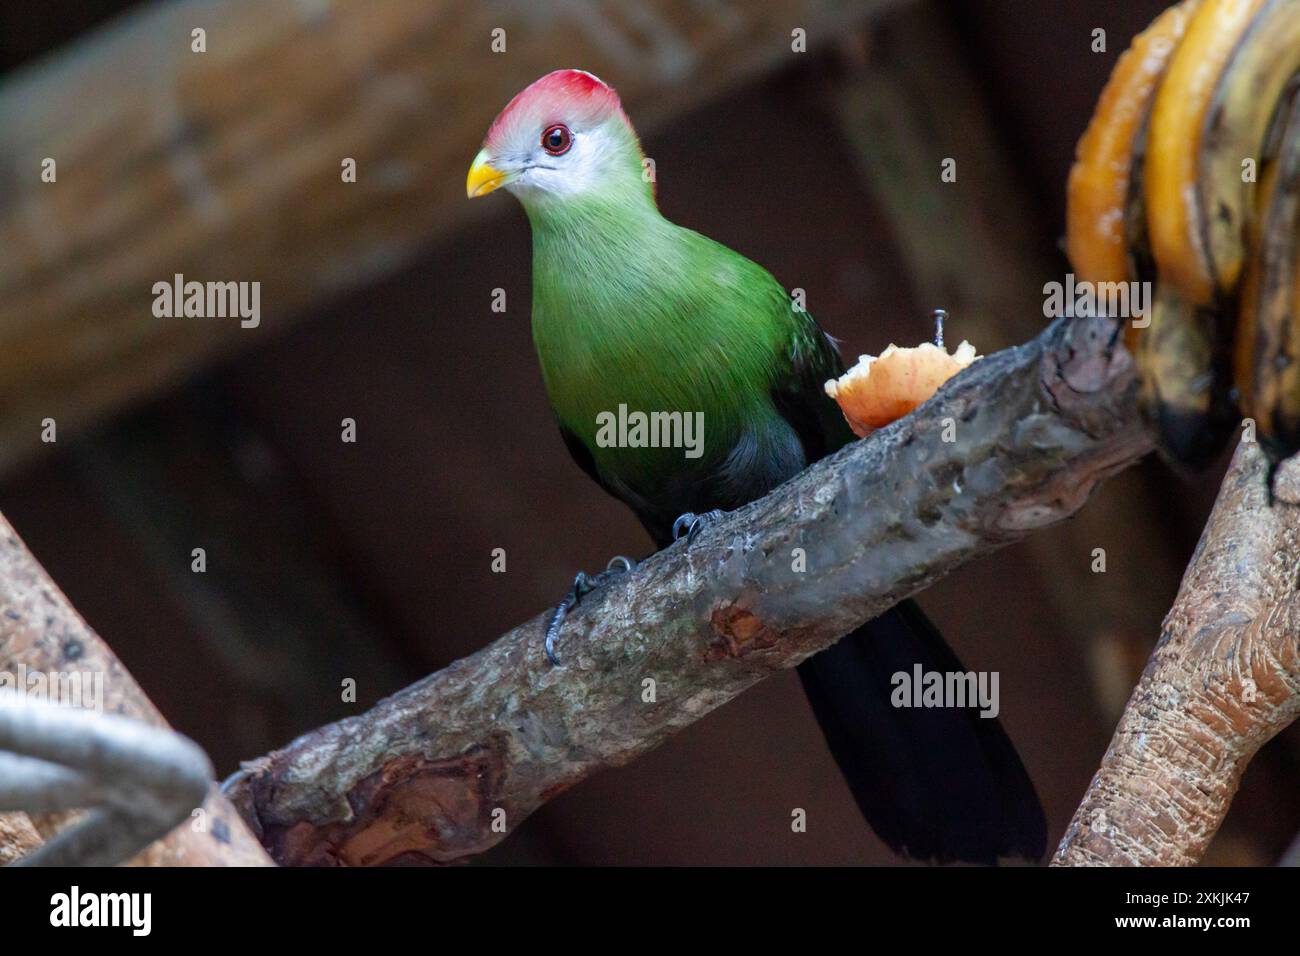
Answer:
[1250,89,1300,459]
[1232,160,1277,417]
[1137,286,1237,467]
[1200,0,1300,296]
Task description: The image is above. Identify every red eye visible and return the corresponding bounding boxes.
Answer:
[541,123,572,155]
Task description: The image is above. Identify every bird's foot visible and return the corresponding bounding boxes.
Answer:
[672,509,724,546]
[543,555,637,666]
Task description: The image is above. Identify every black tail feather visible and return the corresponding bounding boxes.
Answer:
[796,599,1046,864]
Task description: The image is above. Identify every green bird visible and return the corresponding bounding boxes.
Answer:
[468,70,1045,863]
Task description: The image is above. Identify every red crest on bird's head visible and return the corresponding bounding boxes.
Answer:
[485,70,630,152]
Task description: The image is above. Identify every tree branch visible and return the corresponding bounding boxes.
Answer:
[1053,440,1300,866]
[224,313,1152,865]
[0,694,213,866]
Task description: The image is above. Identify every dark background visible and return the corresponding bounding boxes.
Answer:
[1,0,1294,864]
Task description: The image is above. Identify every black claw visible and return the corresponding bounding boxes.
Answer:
[673,509,724,545]
[543,561,636,666]
[697,509,723,543]
[543,601,572,667]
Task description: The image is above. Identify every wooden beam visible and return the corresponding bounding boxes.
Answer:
[0,0,903,477]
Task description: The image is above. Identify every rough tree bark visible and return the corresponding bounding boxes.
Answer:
[1053,441,1300,866]
[223,313,1152,865]
[0,810,40,864]
[0,512,271,865]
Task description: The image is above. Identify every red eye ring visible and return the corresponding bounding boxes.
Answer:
[541,123,572,156]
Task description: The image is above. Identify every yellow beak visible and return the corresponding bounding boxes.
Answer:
[467,149,508,198]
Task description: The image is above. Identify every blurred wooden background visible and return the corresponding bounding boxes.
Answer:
[0,0,1295,864]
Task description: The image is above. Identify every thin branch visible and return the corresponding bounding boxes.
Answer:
[1053,440,1300,866]
[224,313,1151,865]
[0,694,213,866]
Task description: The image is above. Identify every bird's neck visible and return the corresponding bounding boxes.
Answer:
[524,182,676,342]
[522,183,703,439]
[521,175,662,255]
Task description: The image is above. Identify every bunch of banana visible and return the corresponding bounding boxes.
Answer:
[1067,0,1300,476]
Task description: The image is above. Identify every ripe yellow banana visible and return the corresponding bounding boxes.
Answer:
[1067,0,1199,299]
[1147,0,1268,307]
[1200,0,1300,296]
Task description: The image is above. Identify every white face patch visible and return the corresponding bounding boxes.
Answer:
[506,122,630,202]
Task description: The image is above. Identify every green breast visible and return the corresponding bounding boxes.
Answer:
[528,203,791,492]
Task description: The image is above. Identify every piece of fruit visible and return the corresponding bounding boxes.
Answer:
[825,340,981,437]
[1146,0,1268,307]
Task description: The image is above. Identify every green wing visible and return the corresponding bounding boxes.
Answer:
[770,312,856,464]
